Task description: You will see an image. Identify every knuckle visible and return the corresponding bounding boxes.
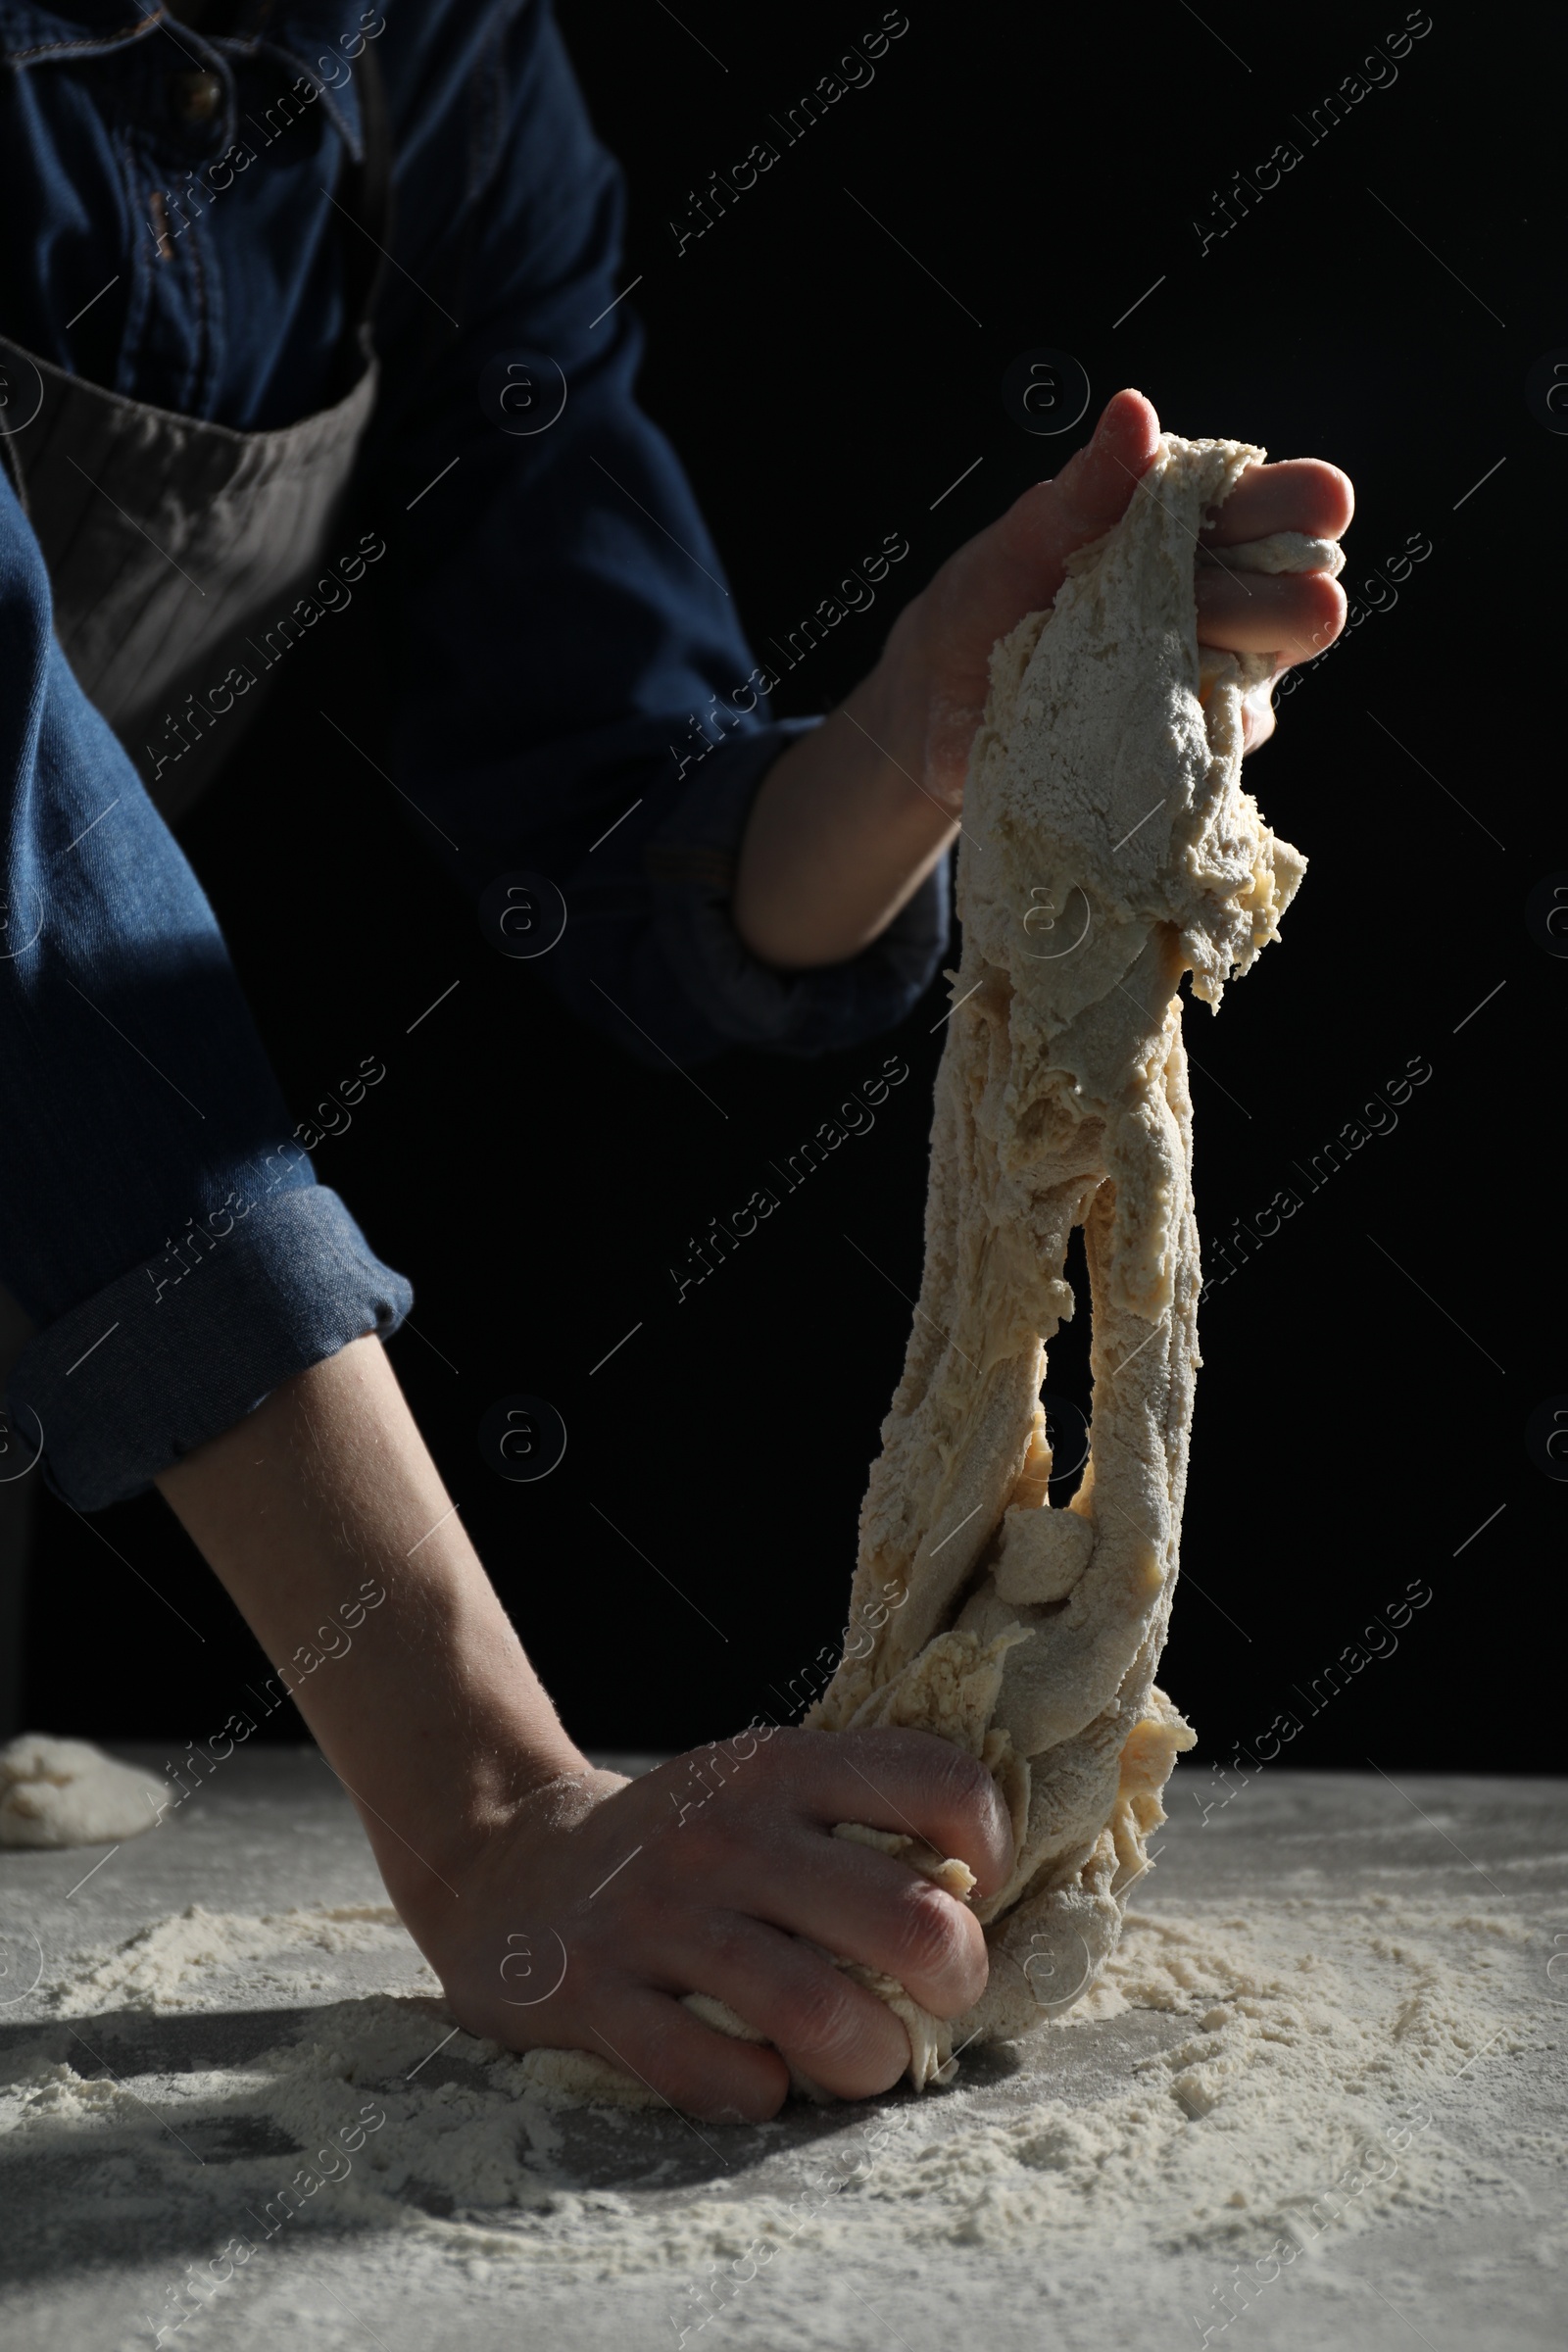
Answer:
[665,1806,730,1873]
[887,1883,973,1987]
[851,1727,1004,1840]
[933,1740,1002,1828]
[774,1971,871,2063]
[691,1908,759,1975]
[750,1726,810,1791]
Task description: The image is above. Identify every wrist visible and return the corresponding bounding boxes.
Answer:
[359,1704,596,1927]
[157,1337,594,1925]
[857,592,945,811]
[732,595,955,969]
[872,580,989,812]
[377,1742,622,1953]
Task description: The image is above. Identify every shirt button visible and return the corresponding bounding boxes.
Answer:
[168,69,225,127]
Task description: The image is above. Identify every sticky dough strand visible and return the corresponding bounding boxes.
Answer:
[794,432,1313,2088]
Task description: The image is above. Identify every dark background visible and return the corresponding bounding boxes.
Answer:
[20,3,1560,1776]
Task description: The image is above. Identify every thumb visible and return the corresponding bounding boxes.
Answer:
[905,388,1165,792]
[999,388,1162,600]
[1055,386,1163,532]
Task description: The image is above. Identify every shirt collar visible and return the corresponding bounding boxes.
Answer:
[0,3,375,159]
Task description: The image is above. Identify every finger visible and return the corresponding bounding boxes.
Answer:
[587,1987,790,2124]
[991,387,1160,605]
[1200,457,1354,546]
[782,1727,1015,1896]
[1241,690,1278,755]
[1195,564,1346,661]
[1041,385,1163,545]
[671,1910,913,2099]
[740,1828,991,2019]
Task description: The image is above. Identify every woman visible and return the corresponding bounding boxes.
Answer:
[0,0,1350,2116]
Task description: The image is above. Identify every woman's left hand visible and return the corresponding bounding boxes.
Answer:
[733,386,1353,969]
[889,384,1354,806]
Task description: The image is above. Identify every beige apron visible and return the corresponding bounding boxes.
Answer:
[0,53,392,1731]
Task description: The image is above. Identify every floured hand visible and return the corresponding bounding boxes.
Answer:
[394,1727,1013,2124]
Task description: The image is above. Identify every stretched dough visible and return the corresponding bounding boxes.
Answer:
[801,431,1314,2084]
[534,432,1317,2107]
[0,1733,166,1847]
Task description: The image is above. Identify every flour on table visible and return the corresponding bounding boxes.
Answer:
[43,1900,416,2014]
[0,1734,166,1848]
[0,1892,1540,2303]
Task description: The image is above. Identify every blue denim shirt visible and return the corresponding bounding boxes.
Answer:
[0,0,949,1508]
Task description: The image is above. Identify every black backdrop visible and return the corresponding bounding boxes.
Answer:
[21,2,1560,1780]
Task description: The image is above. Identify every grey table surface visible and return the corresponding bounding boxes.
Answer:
[1,1749,1564,2352]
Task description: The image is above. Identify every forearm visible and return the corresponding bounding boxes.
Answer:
[156,1336,586,1904]
[731,604,957,969]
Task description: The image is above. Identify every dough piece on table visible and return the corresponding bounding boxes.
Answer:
[0,1733,166,1847]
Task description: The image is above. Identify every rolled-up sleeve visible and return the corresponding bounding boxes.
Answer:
[363,0,950,1071]
[0,472,410,1509]
[637,723,950,1060]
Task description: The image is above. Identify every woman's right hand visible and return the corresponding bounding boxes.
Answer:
[397,1725,1014,2122]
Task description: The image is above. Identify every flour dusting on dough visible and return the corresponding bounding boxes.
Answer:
[794,432,1318,2082]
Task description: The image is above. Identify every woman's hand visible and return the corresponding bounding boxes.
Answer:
[157,1338,1010,2124]
[895,386,1352,800]
[396,1725,1014,2125]
[733,386,1353,969]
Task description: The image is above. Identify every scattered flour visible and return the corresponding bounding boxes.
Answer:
[44,1902,416,2015]
[0,1890,1544,2295]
